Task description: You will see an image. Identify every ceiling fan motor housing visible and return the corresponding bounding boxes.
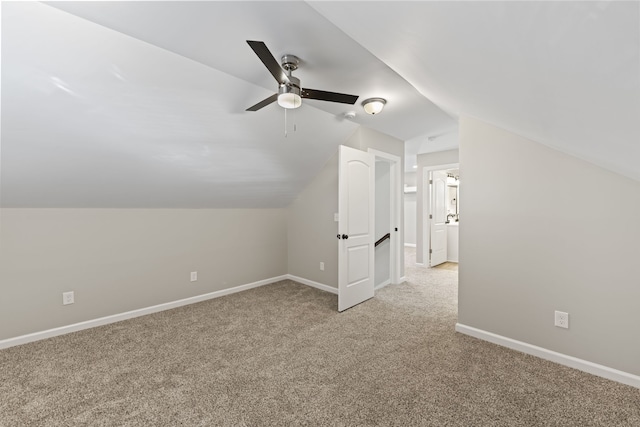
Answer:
[280,54,301,97]
[281,54,299,72]
[279,75,301,97]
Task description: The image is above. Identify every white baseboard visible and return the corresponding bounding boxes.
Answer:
[455,323,640,390]
[0,275,288,350]
[399,276,407,283]
[404,243,416,248]
[286,274,338,295]
[288,274,401,293]
[375,279,392,290]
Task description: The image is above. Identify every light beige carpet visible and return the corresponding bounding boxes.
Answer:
[1,250,638,426]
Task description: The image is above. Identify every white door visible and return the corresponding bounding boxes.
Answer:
[338,145,375,312]
[430,170,448,267]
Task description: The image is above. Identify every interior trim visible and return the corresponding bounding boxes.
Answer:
[287,274,338,295]
[375,279,392,290]
[0,275,288,350]
[455,323,640,389]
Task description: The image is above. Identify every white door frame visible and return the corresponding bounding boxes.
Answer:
[422,163,459,268]
[368,148,402,286]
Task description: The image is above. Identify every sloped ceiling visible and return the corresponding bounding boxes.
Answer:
[312,1,640,181]
[2,1,638,208]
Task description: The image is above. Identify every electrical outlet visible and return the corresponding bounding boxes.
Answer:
[62,291,74,305]
[320,262,325,271]
[190,271,198,282]
[554,310,569,329]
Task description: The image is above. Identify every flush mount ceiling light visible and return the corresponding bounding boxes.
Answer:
[362,98,386,115]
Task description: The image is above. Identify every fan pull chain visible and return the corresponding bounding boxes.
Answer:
[283,108,298,137]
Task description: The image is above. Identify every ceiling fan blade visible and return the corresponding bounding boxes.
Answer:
[301,88,359,105]
[246,93,278,111]
[247,40,289,85]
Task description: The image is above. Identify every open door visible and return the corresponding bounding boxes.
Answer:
[338,145,375,312]
[430,170,448,267]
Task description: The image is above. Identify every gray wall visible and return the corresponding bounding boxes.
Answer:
[1,126,404,342]
[287,152,340,287]
[0,208,287,340]
[458,116,640,375]
[404,172,417,246]
[346,126,405,164]
[287,126,405,288]
[404,192,417,246]
[416,149,460,264]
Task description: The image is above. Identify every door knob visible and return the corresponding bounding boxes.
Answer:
[342,234,349,239]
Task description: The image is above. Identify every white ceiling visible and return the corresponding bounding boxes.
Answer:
[312,1,640,178]
[2,1,638,208]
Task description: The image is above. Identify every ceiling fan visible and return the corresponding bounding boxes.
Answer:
[245,40,359,111]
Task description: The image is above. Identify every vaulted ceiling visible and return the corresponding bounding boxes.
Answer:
[2,1,638,208]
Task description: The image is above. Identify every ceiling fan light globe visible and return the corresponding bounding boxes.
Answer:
[278,93,302,109]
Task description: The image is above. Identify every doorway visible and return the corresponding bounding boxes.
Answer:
[371,149,402,289]
[374,160,393,288]
[422,163,460,268]
[337,146,402,312]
